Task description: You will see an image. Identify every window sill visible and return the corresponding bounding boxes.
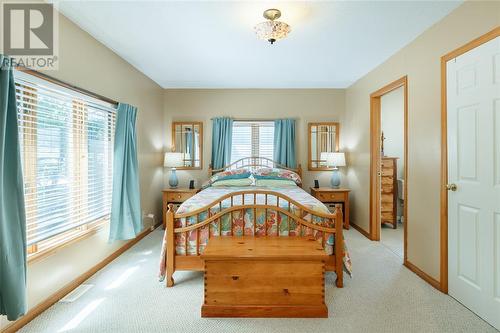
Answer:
[27,219,109,265]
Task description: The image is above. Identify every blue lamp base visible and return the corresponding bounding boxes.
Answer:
[331,168,341,188]
[169,168,179,188]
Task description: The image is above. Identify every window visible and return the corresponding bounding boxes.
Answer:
[15,70,116,258]
[231,121,274,163]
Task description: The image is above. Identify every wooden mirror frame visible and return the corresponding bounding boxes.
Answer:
[308,122,340,171]
[172,121,203,170]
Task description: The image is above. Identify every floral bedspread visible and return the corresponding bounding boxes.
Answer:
[159,186,352,280]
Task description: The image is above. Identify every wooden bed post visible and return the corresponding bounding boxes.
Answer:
[208,164,213,177]
[334,204,344,288]
[166,204,175,287]
[297,164,303,179]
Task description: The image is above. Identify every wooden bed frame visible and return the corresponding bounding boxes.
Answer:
[208,156,303,179]
[164,157,344,288]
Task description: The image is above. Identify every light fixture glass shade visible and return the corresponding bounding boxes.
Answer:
[254,20,291,44]
[164,152,183,168]
[324,152,346,167]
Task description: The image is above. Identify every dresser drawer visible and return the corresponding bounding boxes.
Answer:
[381,159,395,169]
[316,192,345,202]
[381,193,394,206]
[381,168,395,176]
[381,212,395,222]
[166,192,193,202]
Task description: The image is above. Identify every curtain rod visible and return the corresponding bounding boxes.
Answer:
[15,66,119,106]
[210,117,299,121]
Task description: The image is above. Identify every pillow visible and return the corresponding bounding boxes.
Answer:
[212,178,253,187]
[202,168,251,189]
[210,168,251,182]
[252,167,302,185]
[255,179,297,187]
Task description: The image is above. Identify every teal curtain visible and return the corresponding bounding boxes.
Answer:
[0,56,27,320]
[274,119,297,168]
[109,103,142,241]
[211,117,233,169]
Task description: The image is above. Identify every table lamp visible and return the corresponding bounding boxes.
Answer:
[164,152,183,188]
[325,152,346,188]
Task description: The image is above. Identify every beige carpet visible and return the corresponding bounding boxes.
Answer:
[381,222,404,259]
[19,228,497,333]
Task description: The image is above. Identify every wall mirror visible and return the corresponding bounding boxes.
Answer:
[172,121,203,169]
[308,122,340,171]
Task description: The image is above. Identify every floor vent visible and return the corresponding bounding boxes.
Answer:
[59,284,94,303]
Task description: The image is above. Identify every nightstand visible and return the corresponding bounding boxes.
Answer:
[162,188,198,229]
[310,187,350,229]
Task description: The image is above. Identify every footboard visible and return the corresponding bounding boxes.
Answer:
[165,190,344,288]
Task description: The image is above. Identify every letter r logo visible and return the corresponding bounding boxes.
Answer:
[3,3,54,56]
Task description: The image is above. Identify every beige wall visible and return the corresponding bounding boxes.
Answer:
[163,89,346,189]
[381,86,405,179]
[344,1,500,281]
[1,6,164,330]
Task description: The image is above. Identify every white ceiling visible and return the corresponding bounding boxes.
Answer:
[54,1,462,88]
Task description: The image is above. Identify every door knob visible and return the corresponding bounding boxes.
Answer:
[446,183,458,191]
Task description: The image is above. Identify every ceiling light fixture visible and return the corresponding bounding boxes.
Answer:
[254,9,291,45]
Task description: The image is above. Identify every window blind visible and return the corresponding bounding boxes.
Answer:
[231,121,274,163]
[14,71,116,247]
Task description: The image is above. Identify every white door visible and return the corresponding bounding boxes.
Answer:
[447,36,500,330]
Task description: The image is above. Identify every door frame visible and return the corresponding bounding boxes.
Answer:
[440,27,500,294]
[369,76,408,262]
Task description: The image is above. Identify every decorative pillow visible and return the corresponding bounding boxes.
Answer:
[202,168,251,189]
[252,167,302,185]
[212,178,253,187]
[255,179,297,187]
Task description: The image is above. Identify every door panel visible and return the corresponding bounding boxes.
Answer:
[457,64,478,93]
[457,204,480,289]
[457,106,478,181]
[447,36,500,330]
[495,213,500,300]
[494,53,500,84]
[495,99,500,186]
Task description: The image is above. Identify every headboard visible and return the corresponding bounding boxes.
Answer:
[208,157,302,178]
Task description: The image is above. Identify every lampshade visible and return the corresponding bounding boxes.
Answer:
[164,152,183,168]
[324,152,346,167]
[320,152,329,165]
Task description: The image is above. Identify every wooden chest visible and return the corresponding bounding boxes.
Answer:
[200,237,328,318]
[381,157,398,228]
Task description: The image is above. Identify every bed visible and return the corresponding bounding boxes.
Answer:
[159,157,351,288]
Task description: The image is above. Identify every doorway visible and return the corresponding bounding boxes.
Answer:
[369,77,408,263]
[441,28,499,330]
[379,86,405,258]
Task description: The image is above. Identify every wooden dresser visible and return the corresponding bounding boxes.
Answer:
[381,157,398,229]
